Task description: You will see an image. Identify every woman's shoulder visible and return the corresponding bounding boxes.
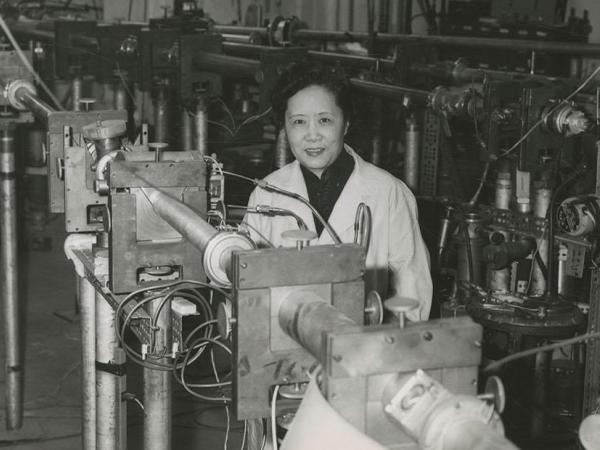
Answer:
[263,160,300,185]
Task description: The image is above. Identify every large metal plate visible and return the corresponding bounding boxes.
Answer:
[324,317,482,378]
[109,159,206,188]
[233,245,366,289]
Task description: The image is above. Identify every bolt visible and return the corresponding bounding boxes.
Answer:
[422,331,433,341]
[385,336,395,344]
[241,262,248,269]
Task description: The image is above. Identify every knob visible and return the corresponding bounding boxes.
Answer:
[281,229,318,250]
[384,296,419,328]
[148,142,168,162]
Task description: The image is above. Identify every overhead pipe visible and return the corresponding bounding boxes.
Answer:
[215,23,600,57]
[192,51,262,81]
[349,78,429,105]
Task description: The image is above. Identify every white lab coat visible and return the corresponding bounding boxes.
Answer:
[244,145,432,321]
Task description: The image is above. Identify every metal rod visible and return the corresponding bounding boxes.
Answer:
[153,82,169,144]
[349,78,429,105]
[96,293,126,449]
[278,291,357,362]
[146,189,218,251]
[14,88,55,124]
[72,76,82,111]
[181,107,193,151]
[79,277,96,449]
[216,24,600,56]
[309,50,396,70]
[143,297,172,450]
[1,124,21,430]
[192,51,262,81]
[193,95,207,155]
[404,115,420,190]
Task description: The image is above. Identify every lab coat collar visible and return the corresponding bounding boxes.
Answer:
[275,145,374,244]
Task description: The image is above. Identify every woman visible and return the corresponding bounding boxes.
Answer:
[244,62,432,321]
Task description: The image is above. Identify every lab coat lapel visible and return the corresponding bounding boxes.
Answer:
[285,162,317,233]
[317,151,368,245]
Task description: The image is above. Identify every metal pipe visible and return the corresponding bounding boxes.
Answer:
[193,95,207,155]
[404,115,419,190]
[79,277,96,449]
[146,189,218,250]
[309,50,396,70]
[193,51,262,81]
[72,76,82,111]
[114,84,128,111]
[489,171,512,291]
[278,291,357,361]
[215,24,600,56]
[96,293,126,450]
[181,107,193,151]
[530,185,552,295]
[143,297,172,450]
[349,78,428,105]
[1,124,21,430]
[153,82,169,144]
[14,87,54,123]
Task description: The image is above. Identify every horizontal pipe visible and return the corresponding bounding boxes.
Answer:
[278,291,357,362]
[9,23,54,42]
[15,88,55,123]
[193,51,262,80]
[309,50,396,70]
[146,189,217,252]
[215,24,600,57]
[349,78,428,105]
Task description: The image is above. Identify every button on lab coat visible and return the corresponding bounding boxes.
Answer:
[244,146,432,321]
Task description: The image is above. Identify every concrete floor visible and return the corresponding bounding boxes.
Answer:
[0,214,245,449]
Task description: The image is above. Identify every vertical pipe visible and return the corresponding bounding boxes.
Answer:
[1,124,21,430]
[531,185,551,295]
[531,350,551,439]
[193,95,207,156]
[114,84,128,112]
[557,243,568,296]
[153,81,169,144]
[489,170,512,291]
[143,297,172,450]
[274,128,291,169]
[96,293,126,450]
[79,277,96,449]
[181,106,193,151]
[72,76,83,112]
[404,115,420,191]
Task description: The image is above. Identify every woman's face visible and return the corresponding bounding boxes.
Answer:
[284,84,347,177]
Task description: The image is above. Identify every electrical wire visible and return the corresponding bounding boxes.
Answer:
[271,385,281,450]
[240,220,276,248]
[0,13,65,110]
[241,420,247,450]
[484,331,600,373]
[500,64,600,157]
[222,170,342,244]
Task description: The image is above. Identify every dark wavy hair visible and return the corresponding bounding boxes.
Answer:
[270,61,353,126]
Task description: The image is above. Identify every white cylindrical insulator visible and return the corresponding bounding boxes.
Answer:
[494,176,512,210]
[193,96,207,156]
[404,116,420,190]
[533,187,552,218]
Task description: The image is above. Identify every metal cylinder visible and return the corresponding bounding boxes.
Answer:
[143,297,172,450]
[95,293,126,449]
[146,189,218,250]
[1,124,21,430]
[180,107,193,151]
[456,212,487,286]
[193,51,262,81]
[15,88,54,123]
[114,84,128,112]
[153,82,169,144]
[494,174,512,210]
[278,291,357,361]
[72,76,83,111]
[79,277,96,449]
[274,128,291,169]
[557,243,568,296]
[490,171,512,291]
[404,116,420,190]
[23,126,46,167]
[531,185,552,294]
[193,95,207,156]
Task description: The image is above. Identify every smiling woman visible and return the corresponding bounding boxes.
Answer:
[244,61,432,323]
